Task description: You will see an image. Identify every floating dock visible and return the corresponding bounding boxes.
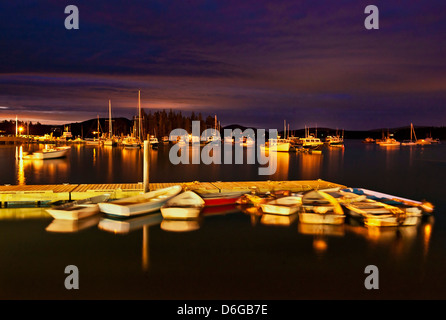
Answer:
[0,179,345,207]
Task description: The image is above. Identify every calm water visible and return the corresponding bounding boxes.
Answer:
[1,140,446,300]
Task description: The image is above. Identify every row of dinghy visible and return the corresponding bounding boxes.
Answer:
[46,184,434,228]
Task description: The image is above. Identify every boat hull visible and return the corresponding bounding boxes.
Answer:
[260,196,302,215]
[98,185,182,218]
[46,193,110,220]
[161,206,202,219]
[200,192,247,207]
[298,212,345,225]
[363,214,421,227]
[46,205,100,220]
[30,147,70,159]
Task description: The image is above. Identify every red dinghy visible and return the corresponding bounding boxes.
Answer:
[199,191,247,207]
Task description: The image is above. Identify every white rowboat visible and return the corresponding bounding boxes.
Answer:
[98,185,182,218]
[161,191,205,219]
[260,196,302,215]
[299,190,346,225]
[46,194,110,220]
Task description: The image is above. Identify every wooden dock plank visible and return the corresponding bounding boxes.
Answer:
[0,179,346,205]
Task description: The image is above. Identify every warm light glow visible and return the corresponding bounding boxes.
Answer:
[313,238,328,253]
[16,146,25,185]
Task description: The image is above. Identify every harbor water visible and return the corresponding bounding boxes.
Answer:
[0,140,445,299]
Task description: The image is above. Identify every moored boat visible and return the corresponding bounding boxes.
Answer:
[122,136,141,148]
[325,135,344,146]
[98,185,182,218]
[299,190,346,225]
[199,191,248,207]
[260,195,302,215]
[236,190,291,206]
[342,199,421,227]
[25,146,71,160]
[340,187,434,214]
[260,138,291,152]
[300,135,324,151]
[402,123,418,146]
[161,191,205,219]
[378,137,400,146]
[46,194,110,220]
[149,135,159,148]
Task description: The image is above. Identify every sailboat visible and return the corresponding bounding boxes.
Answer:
[260,120,292,152]
[123,90,143,148]
[104,100,117,146]
[402,123,417,146]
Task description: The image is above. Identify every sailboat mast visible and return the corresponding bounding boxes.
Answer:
[109,100,112,137]
[138,90,142,141]
[97,114,100,141]
[283,120,286,139]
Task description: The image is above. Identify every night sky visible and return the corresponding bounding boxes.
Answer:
[0,0,445,130]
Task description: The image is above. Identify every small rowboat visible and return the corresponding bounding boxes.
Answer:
[341,188,434,214]
[260,196,302,215]
[161,191,205,220]
[160,219,202,232]
[299,190,346,225]
[236,190,291,206]
[98,185,182,218]
[46,194,110,220]
[342,199,421,227]
[199,191,247,207]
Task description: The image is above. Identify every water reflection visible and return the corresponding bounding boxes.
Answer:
[46,215,100,233]
[0,207,50,219]
[15,146,25,185]
[160,218,203,232]
[325,145,344,177]
[98,213,162,234]
[260,213,298,227]
[298,223,345,257]
[272,152,290,180]
[297,153,323,179]
[22,158,69,184]
[238,201,435,259]
[15,144,70,185]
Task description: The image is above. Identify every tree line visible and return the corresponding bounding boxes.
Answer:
[0,109,219,138]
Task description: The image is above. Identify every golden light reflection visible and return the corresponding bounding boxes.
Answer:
[274,152,289,180]
[22,158,69,184]
[0,207,49,220]
[422,218,434,259]
[142,226,149,272]
[16,146,26,185]
[313,237,328,254]
[258,150,290,179]
[325,145,344,175]
[298,153,322,179]
[298,223,345,257]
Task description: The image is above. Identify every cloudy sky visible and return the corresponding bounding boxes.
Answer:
[0,0,445,130]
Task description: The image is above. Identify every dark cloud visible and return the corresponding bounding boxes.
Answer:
[0,1,445,129]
